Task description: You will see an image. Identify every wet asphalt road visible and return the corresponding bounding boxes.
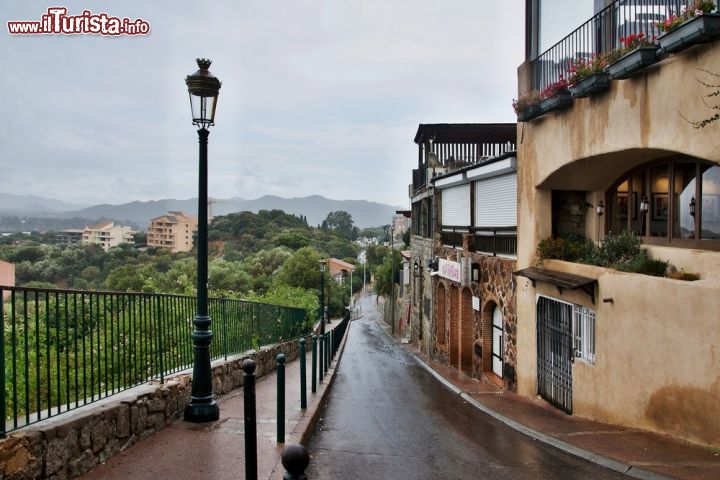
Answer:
[306,294,627,480]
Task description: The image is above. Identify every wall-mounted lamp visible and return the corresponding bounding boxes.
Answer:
[640,195,649,214]
[596,200,605,217]
[689,196,696,217]
[413,260,421,277]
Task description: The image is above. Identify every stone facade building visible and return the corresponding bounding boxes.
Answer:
[408,124,518,389]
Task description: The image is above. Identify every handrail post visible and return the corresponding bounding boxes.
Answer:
[243,359,257,480]
[311,335,317,393]
[299,338,307,409]
[276,353,286,444]
[319,333,324,381]
[156,296,164,384]
[221,297,228,361]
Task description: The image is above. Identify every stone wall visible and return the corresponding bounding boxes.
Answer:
[0,337,308,480]
[409,235,434,355]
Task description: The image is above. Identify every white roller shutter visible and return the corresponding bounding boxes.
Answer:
[441,184,471,226]
[475,174,517,227]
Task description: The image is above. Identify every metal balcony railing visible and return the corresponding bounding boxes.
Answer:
[530,0,686,92]
[0,285,310,436]
[440,226,469,249]
[472,227,517,256]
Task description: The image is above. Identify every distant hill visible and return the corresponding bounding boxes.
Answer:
[0,193,87,215]
[0,194,403,230]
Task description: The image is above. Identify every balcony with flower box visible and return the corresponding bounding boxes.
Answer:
[515,0,720,123]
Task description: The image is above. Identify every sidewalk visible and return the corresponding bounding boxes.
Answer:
[375,310,720,480]
[80,319,348,480]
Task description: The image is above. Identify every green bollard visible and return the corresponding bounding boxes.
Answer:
[299,339,307,409]
[276,353,286,444]
[311,335,317,393]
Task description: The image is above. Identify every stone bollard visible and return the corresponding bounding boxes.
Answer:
[311,335,317,393]
[299,338,307,409]
[281,443,310,480]
[243,359,257,480]
[277,353,286,444]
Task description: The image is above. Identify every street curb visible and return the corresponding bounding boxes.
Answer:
[268,320,353,480]
[373,314,671,480]
[297,323,351,446]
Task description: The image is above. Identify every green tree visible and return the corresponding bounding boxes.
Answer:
[323,211,355,239]
[274,246,323,289]
[208,259,252,294]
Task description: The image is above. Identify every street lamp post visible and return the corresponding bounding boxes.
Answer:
[319,259,327,335]
[384,224,395,335]
[184,58,221,423]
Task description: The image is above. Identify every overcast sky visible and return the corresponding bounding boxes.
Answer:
[1,1,524,208]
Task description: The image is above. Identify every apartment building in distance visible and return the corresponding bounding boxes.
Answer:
[56,229,84,245]
[0,260,14,300]
[147,211,198,253]
[81,221,135,251]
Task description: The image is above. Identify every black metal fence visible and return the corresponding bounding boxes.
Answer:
[531,0,686,92]
[0,285,309,436]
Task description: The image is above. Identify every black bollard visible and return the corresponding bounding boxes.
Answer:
[243,359,257,480]
[277,353,286,444]
[281,443,310,480]
[299,338,307,409]
[311,335,317,393]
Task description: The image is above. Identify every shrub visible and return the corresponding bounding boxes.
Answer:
[537,230,674,278]
[669,271,701,281]
[594,230,641,267]
[537,234,594,262]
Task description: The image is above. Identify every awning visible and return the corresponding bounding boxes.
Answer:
[513,267,597,304]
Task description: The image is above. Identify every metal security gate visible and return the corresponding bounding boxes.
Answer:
[536,296,573,413]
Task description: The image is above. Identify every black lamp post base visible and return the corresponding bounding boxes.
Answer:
[184,400,219,423]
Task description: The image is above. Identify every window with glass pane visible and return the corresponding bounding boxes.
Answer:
[649,165,669,238]
[701,166,720,240]
[606,158,720,249]
[672,163,696,240]
[629,172,645,236]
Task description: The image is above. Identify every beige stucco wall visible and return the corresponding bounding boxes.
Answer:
[516,40,720,446]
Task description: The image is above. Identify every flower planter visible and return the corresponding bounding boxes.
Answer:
[538,92,573,113]
[569,72,612,98]
[658,14,720,53]
[517,104,543,122]
[607,46,659,80]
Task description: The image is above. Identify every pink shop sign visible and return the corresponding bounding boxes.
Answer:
[438,258,461,283]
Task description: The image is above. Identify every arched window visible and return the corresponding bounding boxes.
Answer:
[607,158,720,249]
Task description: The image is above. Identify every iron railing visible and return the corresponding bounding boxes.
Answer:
[472,227,518,256]
[0,285,309,436]
[531,0,686,92]
[441,226,517,256]
[440,226,470,249]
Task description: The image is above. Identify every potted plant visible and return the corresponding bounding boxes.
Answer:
[538,75,572,113]
[567,55,612,98]
[656,1,720,53]
[606,33,659,80]
[513,91,542,122]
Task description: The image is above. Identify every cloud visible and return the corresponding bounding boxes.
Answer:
[0,0,524,207]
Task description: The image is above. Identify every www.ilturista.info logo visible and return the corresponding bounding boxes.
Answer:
[7,7,150,36]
